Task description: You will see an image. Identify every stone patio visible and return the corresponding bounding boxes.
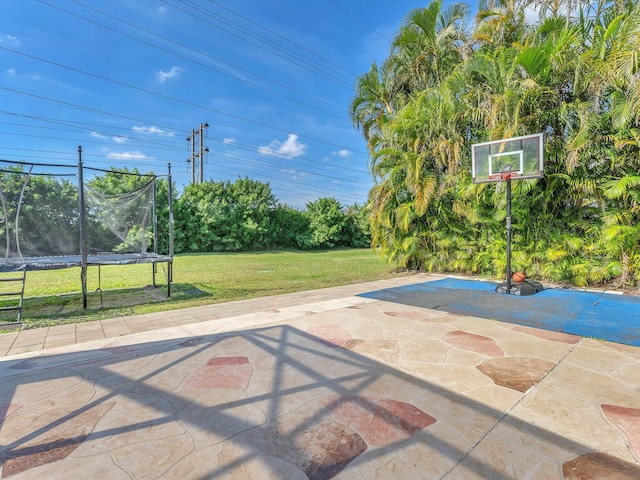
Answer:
[0,274,638,479]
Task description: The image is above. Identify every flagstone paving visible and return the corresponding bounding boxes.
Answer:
[0,274,639,479]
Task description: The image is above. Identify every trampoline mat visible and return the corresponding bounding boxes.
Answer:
[0,253,173,272]
[359,278,640,347]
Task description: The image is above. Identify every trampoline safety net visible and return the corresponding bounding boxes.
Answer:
[0,164,81,262]
[0,162,164,264]
[0,157,173,313]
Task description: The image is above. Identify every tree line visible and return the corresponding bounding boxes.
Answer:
[168,177,370,253]
[350,0,640,287]
[0,167,370,258]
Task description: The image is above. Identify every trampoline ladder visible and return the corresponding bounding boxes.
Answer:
[0,270,27,324]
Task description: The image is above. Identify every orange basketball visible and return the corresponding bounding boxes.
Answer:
[511,272,526,282]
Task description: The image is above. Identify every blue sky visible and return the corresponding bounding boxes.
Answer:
[0,0,433,208]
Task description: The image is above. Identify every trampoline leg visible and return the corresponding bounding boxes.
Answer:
[167,262,172,298]
[81,265,88,309]
[153,263,157,288]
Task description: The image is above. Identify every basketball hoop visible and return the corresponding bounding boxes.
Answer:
[471,133,545,296]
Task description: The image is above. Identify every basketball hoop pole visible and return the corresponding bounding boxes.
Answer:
[490,171,515,293]
[505,176,512,294]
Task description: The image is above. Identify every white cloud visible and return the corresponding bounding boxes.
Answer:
[333,149,350,158]
[132,125,174,137]
[107,150,153,160]
[0,35,19,46]
[258,134,307,159]
[155,66,182,83]
[223,137,237,145]
[157,6,167,15]
[6,68,15,75]
[279,168,310,181]
[91,132,128,144]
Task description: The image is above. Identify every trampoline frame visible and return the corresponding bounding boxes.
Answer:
[0,146,174,311]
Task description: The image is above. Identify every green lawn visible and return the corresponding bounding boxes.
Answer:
[6,249,408,328]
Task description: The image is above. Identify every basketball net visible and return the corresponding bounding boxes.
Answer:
[489,171,518,192]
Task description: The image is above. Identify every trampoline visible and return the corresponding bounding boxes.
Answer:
[0,149,174,320]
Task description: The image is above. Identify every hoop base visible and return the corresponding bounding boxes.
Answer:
[495,280,544,296]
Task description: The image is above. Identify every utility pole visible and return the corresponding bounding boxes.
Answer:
[186,122,209,184]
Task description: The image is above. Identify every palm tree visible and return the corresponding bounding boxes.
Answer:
[391,0,469,91]
[349,59,398,146]
[474,0,532,46]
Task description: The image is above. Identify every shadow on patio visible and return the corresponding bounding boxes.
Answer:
[0,318,638,479]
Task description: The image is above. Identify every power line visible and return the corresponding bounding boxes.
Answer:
[0,150,365,205]
[325,0,393,43]
[0,88,370,189]
[0,129,183,152]
[2,11,341,127]
[209,0,361,79]
[0,86,186,135]
[0,114,370,183]
[5,3,369,153]
[1,86,366,185]
[2,101,369,178]
[0,110,188,141]
[0,148,182,171]
[0,121,184,151]
[206,149,371,187]
[0,100,370,184]
[0,134,371,196]
[171,0,354,87]
[0,76,364,154]
[202,163,367,205]
[208,137,370,178]
[52,0,351,118]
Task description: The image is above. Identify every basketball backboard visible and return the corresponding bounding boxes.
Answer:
[472,133,543,183]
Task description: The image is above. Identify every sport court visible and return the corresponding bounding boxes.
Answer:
[360,277,640,347]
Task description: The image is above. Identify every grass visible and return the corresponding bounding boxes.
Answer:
[2,249,409,329]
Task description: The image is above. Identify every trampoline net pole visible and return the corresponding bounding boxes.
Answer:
[152,176,158,255]
[168,163,173,296]
[78,146,88,309]
[152,176,158,287]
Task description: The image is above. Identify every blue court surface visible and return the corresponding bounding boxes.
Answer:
[359,278,640,347]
